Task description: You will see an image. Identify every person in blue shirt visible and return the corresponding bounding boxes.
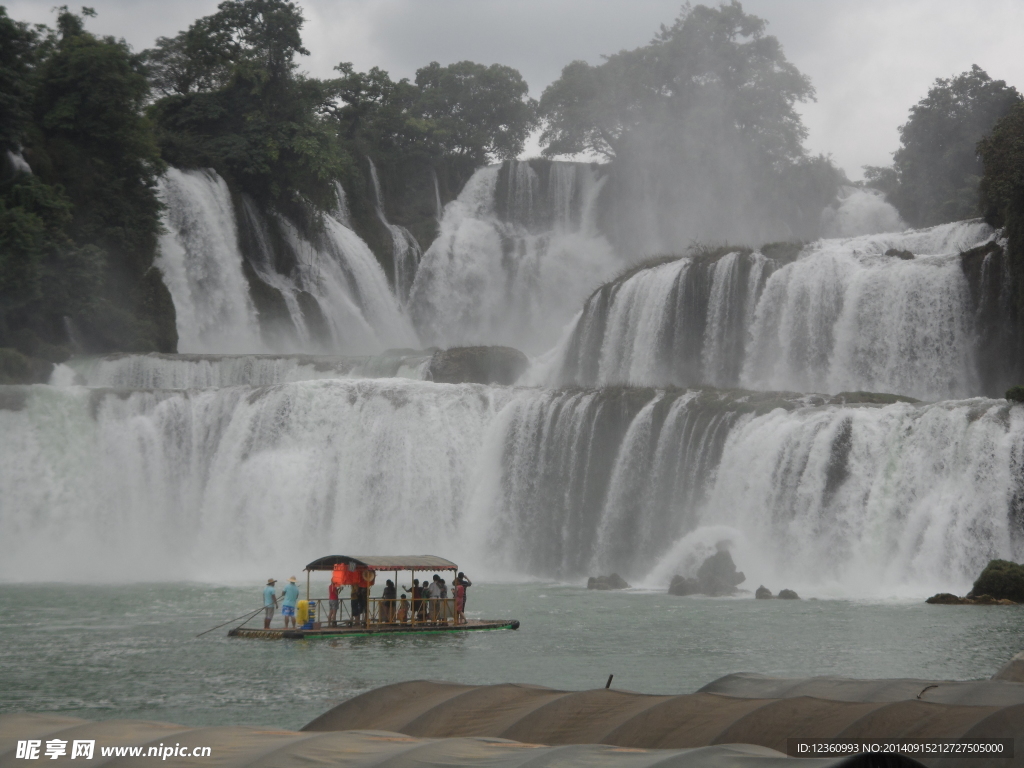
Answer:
[281,576,300,629]
[263,578,278,629]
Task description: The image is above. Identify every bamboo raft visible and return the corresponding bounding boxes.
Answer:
[229,618,520,640]
[229,555,520,640]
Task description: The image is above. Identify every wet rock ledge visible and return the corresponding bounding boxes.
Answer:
[426,346,529,385]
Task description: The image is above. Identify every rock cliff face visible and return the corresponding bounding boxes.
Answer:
[426,346,529,385]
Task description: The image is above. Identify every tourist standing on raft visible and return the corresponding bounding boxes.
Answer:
[397,593,409,623]
[404,579,422,621]
[263,578,277,629]
[281,577,299,629]
[382,579,397,622]
[350,583,362,623]
[328,580,339,627]
[455,572,471,624]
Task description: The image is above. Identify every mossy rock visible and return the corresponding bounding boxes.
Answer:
[777,589,800,600]
[1006,386,1024,403]
[755,585,773,599]
[0,347,53,384]
[926,593,968,605]
[968,560,1024,603]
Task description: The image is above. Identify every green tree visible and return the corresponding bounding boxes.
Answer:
[147,0,348,214]
[0,5,175,356]
[866,65,1021,227]
[539,1,833,249]
[540,1,812,165]
[978,101,1024,305]
[414,61,538,163]
[0,7,39,153]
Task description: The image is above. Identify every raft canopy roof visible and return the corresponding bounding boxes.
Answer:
[304,555,458,572]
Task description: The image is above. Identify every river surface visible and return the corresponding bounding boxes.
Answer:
[1,582,1021,731]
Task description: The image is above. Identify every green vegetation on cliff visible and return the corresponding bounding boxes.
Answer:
[1,6,175,370]
[865,65,1021,227]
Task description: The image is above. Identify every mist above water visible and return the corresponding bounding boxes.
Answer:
[3,380,1021,598]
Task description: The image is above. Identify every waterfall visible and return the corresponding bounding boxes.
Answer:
[367,158,423,303]
[333,181,352,228]
[157,167,416,355]
[409,160,623,354]
[156,168,264,353]
[59,351,434,389]
[432,169,443,224]
[3,381,1021,594]
[552,220,996,400]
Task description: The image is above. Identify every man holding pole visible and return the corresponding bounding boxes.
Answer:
[263,578,278,629]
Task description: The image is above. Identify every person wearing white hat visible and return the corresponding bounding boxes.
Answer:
[281,576,300,629]
[263,579,278,629]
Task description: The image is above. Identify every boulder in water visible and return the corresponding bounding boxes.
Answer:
[587,573,630,590]
[777,589,800,600]
[668,549,745,597]
[668,575,700,596]
[426,346,529,385]
[1006,386,1024,403]
[755,585,773,599]
[968,559,1024,603]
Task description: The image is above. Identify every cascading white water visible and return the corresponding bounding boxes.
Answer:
[743,221,992,399]
[156,168,265,353]
[58,351,433,389]
[2,381,1020,595]
[367,158,423,303]
[552,220,995,400]
[409,160,623,354]
[157,167,416,355]
[820,186,906,238]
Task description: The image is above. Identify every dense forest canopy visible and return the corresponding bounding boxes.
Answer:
[1,0,1024,382]
[1,4,174,379]
[865,65,1021,228]
[540,1,844,252]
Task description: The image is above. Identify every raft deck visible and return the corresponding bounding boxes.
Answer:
[229,618,520,639]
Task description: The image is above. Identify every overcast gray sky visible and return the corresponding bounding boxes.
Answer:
[8,0,1024,180]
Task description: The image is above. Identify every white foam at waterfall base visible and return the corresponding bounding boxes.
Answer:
[657,398,1024,598]
[157,168,264,353]
[0,380,516,582]
[409,162,623,354]
[3,381,1022,595]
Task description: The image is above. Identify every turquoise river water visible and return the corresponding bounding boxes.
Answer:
[1,582,1022,731]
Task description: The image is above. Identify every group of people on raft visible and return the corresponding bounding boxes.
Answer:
[262,572,472,629]
[329,572,473,627]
